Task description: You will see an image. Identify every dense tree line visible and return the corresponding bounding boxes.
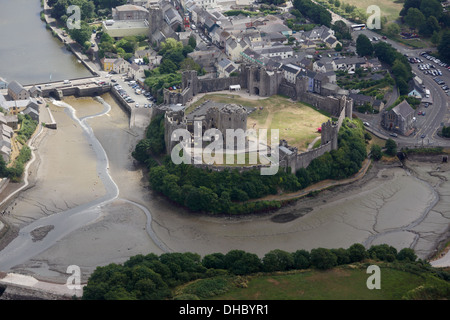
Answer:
[133,117,367,215]
[81,243,435,300]
[292,0,332,28]
[399,0,450,61]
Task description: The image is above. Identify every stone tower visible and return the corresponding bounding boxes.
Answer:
[165,109,187,156]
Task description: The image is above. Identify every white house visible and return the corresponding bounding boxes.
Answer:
[282,64,302,84]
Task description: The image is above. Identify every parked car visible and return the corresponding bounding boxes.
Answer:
[389,133,398,137]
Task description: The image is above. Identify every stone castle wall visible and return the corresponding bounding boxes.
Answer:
[158,64,353,175]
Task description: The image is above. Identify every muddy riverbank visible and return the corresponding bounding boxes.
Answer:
[0,94,448,286]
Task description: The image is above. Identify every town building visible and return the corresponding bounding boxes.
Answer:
[112,4,149,20]
[8,81,30,100]
[381,100,415,136]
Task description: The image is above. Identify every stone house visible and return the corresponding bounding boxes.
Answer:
[101,58,116,72]
[303,25,335,42]
[8,81,29,100]
[112,5,149,20]
[282,64,302,84]
[112,58,130,74]
[333,57,366,73]
[29,86,42,98]
[23,107,39,122]
[217,58,238,78]
[381,100,415,136]
[372,99,385,112]
[225,38,249,62]
[349,93,375,106]
[258,45,293,60]
[128,63,147,80]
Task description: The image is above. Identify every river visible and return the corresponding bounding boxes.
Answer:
[0,0,91,85]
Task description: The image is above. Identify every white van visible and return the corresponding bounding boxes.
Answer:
[64,80,71,84]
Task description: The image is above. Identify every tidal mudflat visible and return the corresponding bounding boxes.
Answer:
[0,94,448,284]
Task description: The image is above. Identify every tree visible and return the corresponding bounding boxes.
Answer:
[262,249,295,272]
[331,248,350,265]
[356,34,373,57]
[347,243,367,262]
[159,38,183,55]
[420,16,441,37]
[404,8,425,30]
[400,0,421,16]
[188,35,197,49]
[397,248,417,262]
[292,250,311,269]
[310,248,338,270]
[224,250,262,275]
[159,59,178,74]
[51,0,69,20]
[385,138,397,156]
[332,20,351,40]
[68,21,92,46]
[442,125,450,138]
[373,42,396,65]
[368,244,398,261]
[438,30,450,61]
[419,0,443,19]
[202,253,226,269]
[370,144,382,161]
[386,23,400,38]
[392,59,410,82]
[431,31,442,46]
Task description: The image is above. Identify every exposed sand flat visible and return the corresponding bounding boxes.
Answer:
[1,102,106,229]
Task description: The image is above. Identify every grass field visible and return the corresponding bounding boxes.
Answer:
[179,265,440,300]
[187,94,329,151]
[339,0,403,23]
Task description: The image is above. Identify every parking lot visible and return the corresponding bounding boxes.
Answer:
[111,76,155,110]
[413,52,450,95]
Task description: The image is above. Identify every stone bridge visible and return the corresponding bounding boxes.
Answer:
[24,76,111,100]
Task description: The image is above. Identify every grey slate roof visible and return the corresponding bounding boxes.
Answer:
[7,81,25,95]
[393,100,414,118]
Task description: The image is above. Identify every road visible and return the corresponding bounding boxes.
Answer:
[354,27,450,148]
[322,7,450,148]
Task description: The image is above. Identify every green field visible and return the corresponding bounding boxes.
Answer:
[339,0,403,23]
[187,94,329,151]
[178,265,447,300]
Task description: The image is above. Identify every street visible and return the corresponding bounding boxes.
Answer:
[354,27,450,148]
